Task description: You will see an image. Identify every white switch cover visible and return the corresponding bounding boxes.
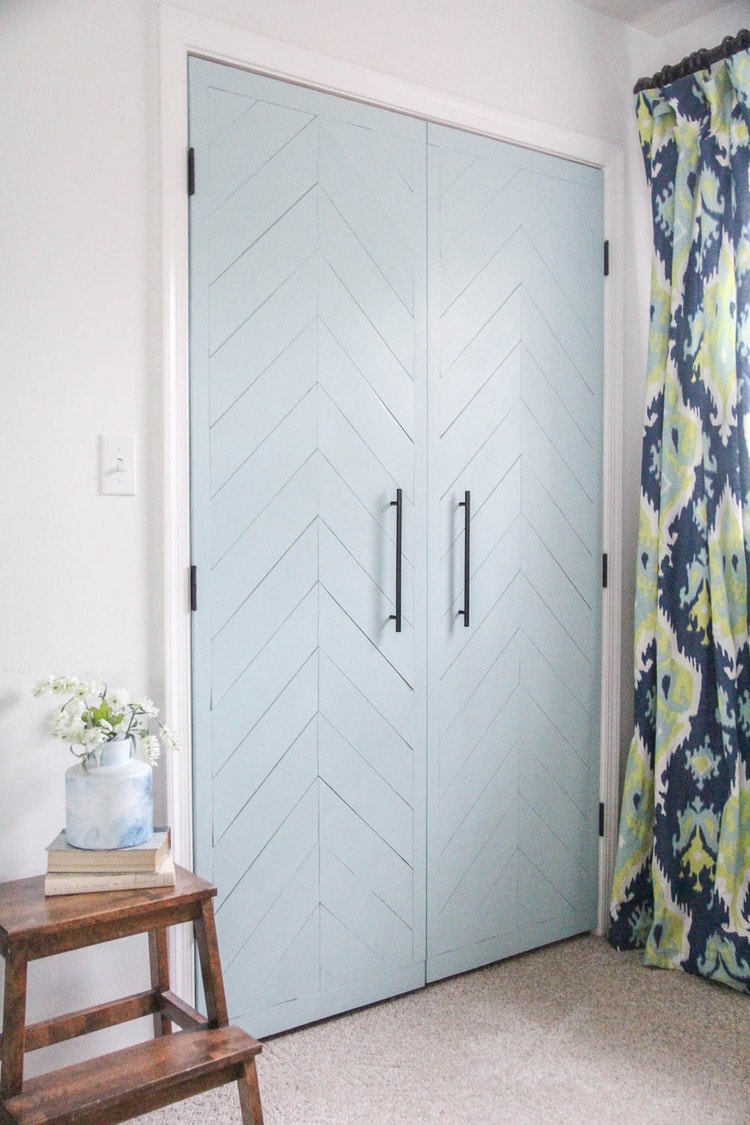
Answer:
[99,434,137,495]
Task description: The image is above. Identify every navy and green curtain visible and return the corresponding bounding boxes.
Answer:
[609,49,750,990]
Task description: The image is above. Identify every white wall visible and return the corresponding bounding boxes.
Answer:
[0,0,745,1073]
[0,0,162,1074]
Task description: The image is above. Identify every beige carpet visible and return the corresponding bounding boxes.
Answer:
[134,934,749,1123]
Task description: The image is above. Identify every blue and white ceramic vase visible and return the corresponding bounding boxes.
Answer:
[65,736,153,849]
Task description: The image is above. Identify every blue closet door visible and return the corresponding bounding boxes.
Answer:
[188,58,428,1038]
[425,124,604,979]
[190,58,605,1036]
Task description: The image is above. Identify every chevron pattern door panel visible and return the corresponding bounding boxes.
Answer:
[425,124,603,980]
[190,59,604,1032]
[189,59,427,1038]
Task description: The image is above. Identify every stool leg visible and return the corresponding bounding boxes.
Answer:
[148,928,172,1036]
[1,948,28,1099]
[193,898,229,1028]
[236,1057,264,1125]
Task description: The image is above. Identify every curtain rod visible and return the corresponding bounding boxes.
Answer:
[633,28,750,94]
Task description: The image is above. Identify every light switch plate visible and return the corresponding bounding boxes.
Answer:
[99,434,137,495]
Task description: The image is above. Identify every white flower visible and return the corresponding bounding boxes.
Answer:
[134,697,158,715]
[82,727,107,749]
[50,699,86,742]
[75,679,103,700]
[32,676,56,697]
[133,697,159,718]
[63,699,86,722]
[138,734,161,766]
[107,687,130,711]
[52,675,80,694]
[52,712,85,743]
[159,725,181,752]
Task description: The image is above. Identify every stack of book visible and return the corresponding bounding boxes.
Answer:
[44,827,174,896]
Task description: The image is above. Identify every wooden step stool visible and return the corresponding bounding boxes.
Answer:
[0,867,263,1124]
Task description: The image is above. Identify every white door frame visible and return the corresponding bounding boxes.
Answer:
[159,2,624,1003]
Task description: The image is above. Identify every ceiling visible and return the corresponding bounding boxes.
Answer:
[573,0,741,35]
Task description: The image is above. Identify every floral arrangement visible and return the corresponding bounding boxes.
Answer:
[33,675,180,770]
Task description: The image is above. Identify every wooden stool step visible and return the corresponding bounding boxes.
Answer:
[0,1026,263,1125]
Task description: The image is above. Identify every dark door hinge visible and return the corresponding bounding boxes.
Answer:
[188,147,196,197]
[599,802,605,838]
[602,552,608,589]
[603,239,610,277]
[189,565,198,612]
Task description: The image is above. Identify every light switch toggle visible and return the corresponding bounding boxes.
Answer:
[99,434,137,495]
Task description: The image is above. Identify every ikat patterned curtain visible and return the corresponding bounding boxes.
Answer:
[609,49,750,990]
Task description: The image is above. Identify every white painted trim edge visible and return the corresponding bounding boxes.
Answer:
[159,1,625,992]
[160,5,194,1004]
[598,152,624,936]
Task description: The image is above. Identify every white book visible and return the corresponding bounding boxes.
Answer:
[44,852,176,896]
[46,828,171,873]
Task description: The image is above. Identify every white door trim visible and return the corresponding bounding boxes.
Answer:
[159,2,624,1001]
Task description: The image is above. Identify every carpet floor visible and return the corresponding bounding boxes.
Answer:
[134,934,749,1123]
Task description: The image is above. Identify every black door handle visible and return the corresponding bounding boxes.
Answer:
[389,488,402,632]
[458,491,470,627]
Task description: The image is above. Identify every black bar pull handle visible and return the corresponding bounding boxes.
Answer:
[389,488,403,633]
[458,490,470,627]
